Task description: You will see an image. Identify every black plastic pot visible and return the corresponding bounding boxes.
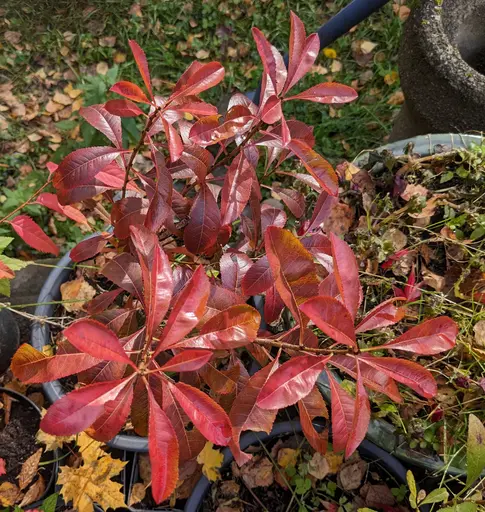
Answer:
[30,248,149,453]
[183,420,411,512]
[0,387,59,508]
[342,132,485,477]
[0,309,20,375]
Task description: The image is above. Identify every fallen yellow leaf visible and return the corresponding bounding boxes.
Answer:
[197,442,223,482]
[77,432,105,464]
[326,452,344,474]
[60,277,96,312]
[277,448,299,469]
[323,48,337,59]
[0,482,22,506]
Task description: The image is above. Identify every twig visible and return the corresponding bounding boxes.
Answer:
[0,302,66,327]
[254,337,355,354]
[121,107,162,199]
[0,181,50,224]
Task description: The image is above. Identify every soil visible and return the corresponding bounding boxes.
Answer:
[0,393,53,489]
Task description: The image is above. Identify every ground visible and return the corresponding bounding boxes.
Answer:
[0,0,406,253]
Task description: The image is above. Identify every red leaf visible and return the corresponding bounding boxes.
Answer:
[110,80,151,104]
[346,365,370,457]
[184,184,221,254]
[180,145,214,182]
[53,147,124,196]
[288,140,338,196]
[80,104,122,148]
[330,354,401,402]
[0,260,14,279]
[376,317,458,355]
[284,13,320,94]
[70,234,109,263]
[301,233,333,271]
[167,96,218,117]
[251,28,287,95]
[330,232,362,321]
[261,205,287,232]
[188,115,220,145]
[131,228,173,341]
[159,350,213,373]
[257,355,330,409]
[129,40,153,98]
[111,197,149,239]
[272,186,305,218]
[169,382,232,445]
[170,62,225,99]
[162,119,184,163]
[260,95,282,124]
[360,355,437,398]
[173,304,260,350]
[144,150,172,233]
[241,255,272,296]
[64,319,136,368]
[36,193,88,225]
[104,99,144,117]
[285,83,358,104]
[355,298,406,333]
[265,226,319,325]
[157,266,210,353]
[220,252,253,295]
[41,377,134,435]
[327,370,354,453]
[199,363,240,395]
[11,343,100,384]
[101,253,143,300]
[0,458,5,476]
[298,386,329,455]
[229,358,279,465]
[299,296,357,348]
[10,215,59,256]
[88,382,134,442]
[305,192,338,233]
[264,285,285,325]
[148,387,179,503]
[221,153,253,226]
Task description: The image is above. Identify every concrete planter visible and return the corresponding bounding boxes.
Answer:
[391,0,485,141]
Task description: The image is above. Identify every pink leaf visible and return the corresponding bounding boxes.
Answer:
[129,40,153,98]
[221,153,254,226]
[355,297,406,333]
[251,28,287,95]
[285,83,358,104]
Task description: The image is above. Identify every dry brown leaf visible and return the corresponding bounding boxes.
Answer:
[330,60,342,73]
[27,133,43,142]
[196,49,210,60]
[60,46,70,57]
[383,228,408,252]
[64,83,83,99]
[308,452,330,480]
[45,100,64,114]
[338,459,367,491]
[474,321,485,348]
[53,92,73,106]
[323,202,354,236]
[96,62,109,75]
[311,65,328,75]
[387,90,405,105]
[0,482,22,506]
[19,475,45,507]
[360,40,377,54]
[128,483,146,506]
[60,277,96,312]
[236,456,274,489]
[277,448,299,469]
[138,454,151,486]
[99,36,117,48]
[422,266,445,292]
[18,448,43,490]
[113,52,127,63]
[4,31,21,45]
[129,3,142,16]
[400,183,428,201]
[393,3,411,20]
[71,98,84,112]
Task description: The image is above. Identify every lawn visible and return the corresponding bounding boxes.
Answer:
[0,0,405,251]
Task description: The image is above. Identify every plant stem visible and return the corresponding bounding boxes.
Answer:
[121,107,162,199]
[213,123,261,169]
[255,337,353,355]
[0,181,50,224]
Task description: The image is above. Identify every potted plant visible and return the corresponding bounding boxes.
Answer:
[5,14,459,509]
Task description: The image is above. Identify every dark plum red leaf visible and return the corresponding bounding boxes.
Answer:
[251,28,287,95]
[355,298,406,333]
[298,386,329,455]
[101,253,143,300]
[241,256,272,295]
[70,235,109,263]
[220,252,253,295]
[184,184,221,255]
[220,153,253,226]
[80,104,122,148]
